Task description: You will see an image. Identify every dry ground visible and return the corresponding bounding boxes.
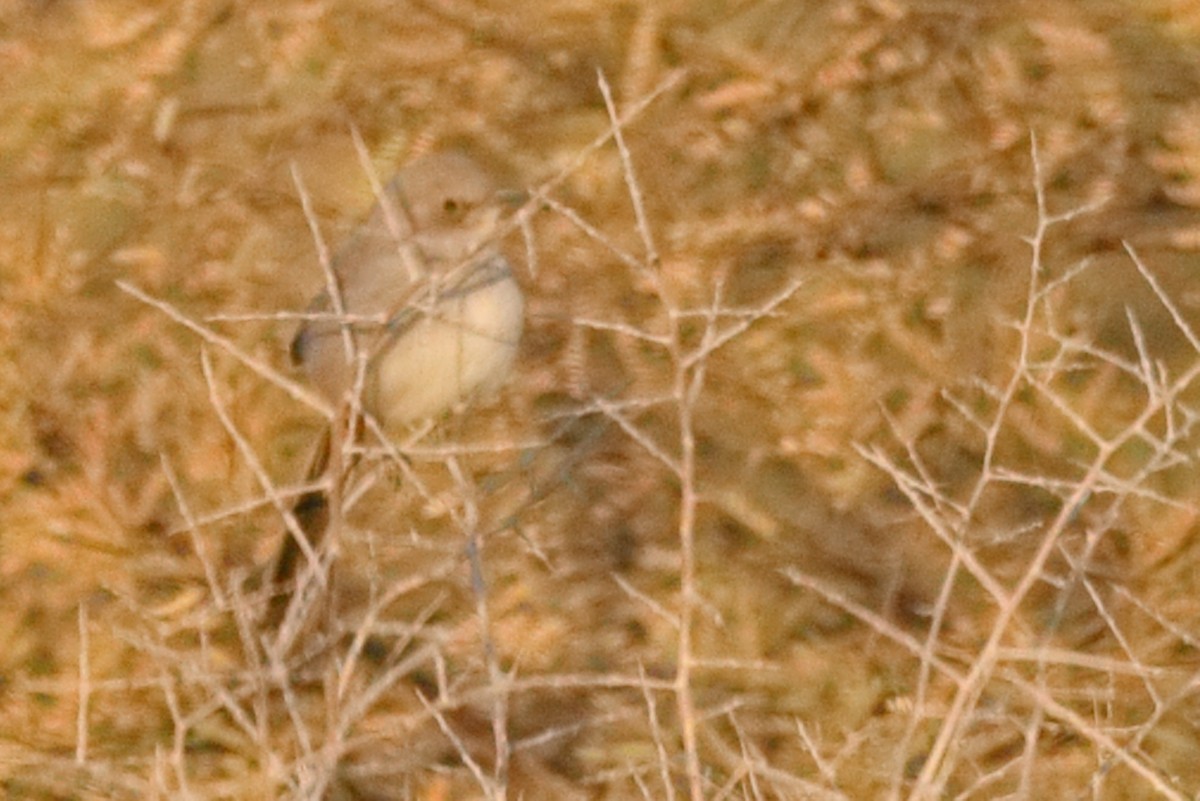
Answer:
[3,0,1200,798]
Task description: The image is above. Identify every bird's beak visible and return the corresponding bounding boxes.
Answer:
[494,188,529,208]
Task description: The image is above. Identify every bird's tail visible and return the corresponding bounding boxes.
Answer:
[265,427,332,629]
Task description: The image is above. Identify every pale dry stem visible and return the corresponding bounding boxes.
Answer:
[795,133,1200,800]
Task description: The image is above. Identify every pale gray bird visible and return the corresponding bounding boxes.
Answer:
[270,151,524,622]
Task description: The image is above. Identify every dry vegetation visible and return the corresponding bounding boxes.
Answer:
[4,0,1200,798]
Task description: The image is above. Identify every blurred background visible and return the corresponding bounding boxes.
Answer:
[3,0,1200,798]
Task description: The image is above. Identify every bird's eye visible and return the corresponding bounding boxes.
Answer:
[442,197,462,216]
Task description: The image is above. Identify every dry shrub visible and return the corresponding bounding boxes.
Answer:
[3,2,1200,800]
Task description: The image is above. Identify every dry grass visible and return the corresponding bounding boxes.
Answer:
[3,0,1200,799]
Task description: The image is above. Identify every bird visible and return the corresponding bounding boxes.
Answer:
[267,150,525,627]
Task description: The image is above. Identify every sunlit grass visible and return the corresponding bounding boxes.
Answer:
[3,1,1200,799]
